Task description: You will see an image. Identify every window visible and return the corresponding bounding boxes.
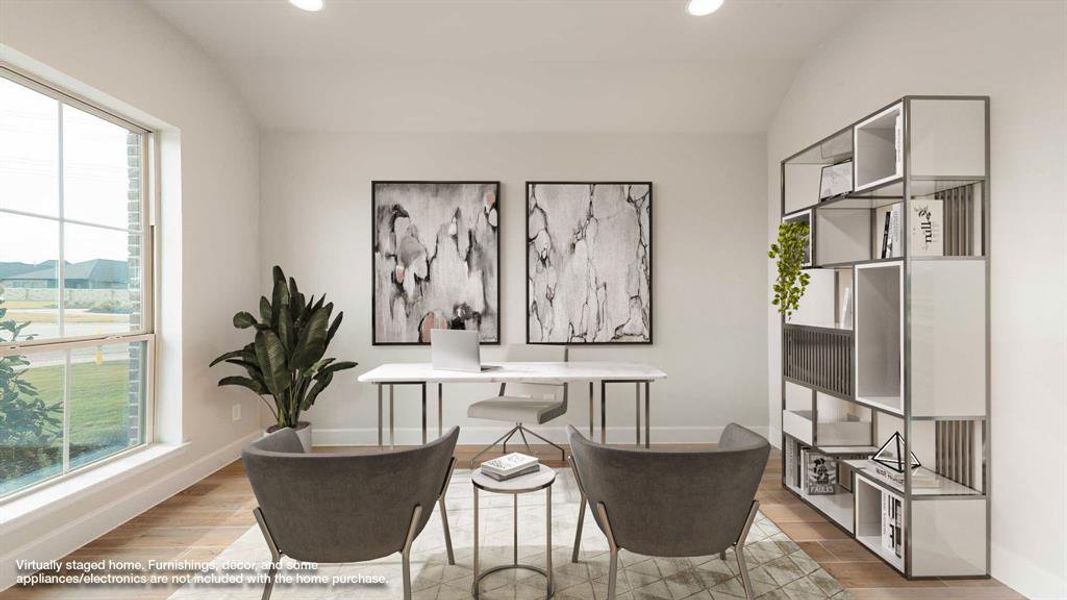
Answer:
[0,67,154,499]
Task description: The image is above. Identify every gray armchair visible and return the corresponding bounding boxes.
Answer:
[242,426,460,600]
[567,424,770,600]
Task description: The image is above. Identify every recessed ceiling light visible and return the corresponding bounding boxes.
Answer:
[686,0,724,16]
[289,0,324,12]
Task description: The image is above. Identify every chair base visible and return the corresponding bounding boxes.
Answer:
[468,423,566,467]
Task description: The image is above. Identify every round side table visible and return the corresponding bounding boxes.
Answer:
[471,466,556,599]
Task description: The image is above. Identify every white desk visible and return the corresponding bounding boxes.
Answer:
[357,361,667,448]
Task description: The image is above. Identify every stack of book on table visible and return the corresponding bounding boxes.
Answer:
[480,453,540,481]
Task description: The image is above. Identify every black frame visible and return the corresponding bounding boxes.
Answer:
[524,181,653,345]
[371,180,502,346]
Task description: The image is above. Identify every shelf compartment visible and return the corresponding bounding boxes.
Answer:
[909,98,987,180]
[846,461,982,497]
[854,262,902,414]
[854,475,905,572]
[783,409,870,447]
[909,260,986,417]
[784,324,853,397]
[854,103,903,192]
[910,497,988,577]
[815,208,870,266]
[787,481,855,533]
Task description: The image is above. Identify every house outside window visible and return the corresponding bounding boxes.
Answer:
[0,67,155,499]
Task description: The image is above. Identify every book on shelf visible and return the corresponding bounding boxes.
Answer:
[480,452,539,481]
[872,464,940,489]
[881,491,903,558]
[806,451,838,495]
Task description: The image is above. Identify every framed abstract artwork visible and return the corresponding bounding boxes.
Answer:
[526,181,652,344]
[372,181,500,345]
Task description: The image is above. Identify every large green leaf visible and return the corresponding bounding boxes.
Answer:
[210,349,245,367]
[218,376,267,395]
[233,312,258,329]
[270,266,289,328]
[320,360,358,376]
[259,296,272,323]
[301,372,333,411]
[277,304,293,352]
[290,308,329,370]
[288,277,305,322]
[326,312,343,346]
[254,330,291,396]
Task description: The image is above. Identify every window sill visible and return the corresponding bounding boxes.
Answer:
[0,442,189,531]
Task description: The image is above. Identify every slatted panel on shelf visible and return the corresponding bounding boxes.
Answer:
[935,419,976,489]
[784,324,853,397]
[936,183,978,256]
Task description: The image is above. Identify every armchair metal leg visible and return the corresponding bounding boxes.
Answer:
[572,496,586,563]
[734,500,760,600]
[595,502,619,600]
[401,505,424,600]
[253,508,281,600]
[438,459,456,565]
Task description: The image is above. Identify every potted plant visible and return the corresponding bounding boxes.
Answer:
[210,266,356,450]
[769,221,811,318]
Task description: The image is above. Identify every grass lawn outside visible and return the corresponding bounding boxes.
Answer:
[22,359,134,449]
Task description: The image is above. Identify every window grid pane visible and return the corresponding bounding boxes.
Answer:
[0,71,151,499]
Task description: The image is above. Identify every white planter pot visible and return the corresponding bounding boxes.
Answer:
[265,422,313,452]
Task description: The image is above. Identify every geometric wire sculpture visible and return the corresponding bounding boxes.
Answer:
[873,431,921,473]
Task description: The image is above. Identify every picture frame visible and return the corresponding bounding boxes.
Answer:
[526,181,653,345]
[819,160,853,200]
[371,180,501,345]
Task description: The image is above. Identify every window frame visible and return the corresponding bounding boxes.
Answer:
[0,64,158,501]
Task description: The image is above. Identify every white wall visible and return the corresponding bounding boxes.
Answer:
[0,0,261,587]
[765,2,1067,598]
[260,132,768,445]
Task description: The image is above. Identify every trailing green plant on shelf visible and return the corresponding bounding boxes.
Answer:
[769,221,811,318]
[210,266,357,430]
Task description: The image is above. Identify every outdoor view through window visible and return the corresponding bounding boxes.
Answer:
[0,72,150,498]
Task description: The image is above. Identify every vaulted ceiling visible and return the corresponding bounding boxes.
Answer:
[147,0,869,132]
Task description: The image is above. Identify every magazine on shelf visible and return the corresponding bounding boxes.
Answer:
[480,452,539,478]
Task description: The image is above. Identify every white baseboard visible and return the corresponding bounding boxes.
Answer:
[768,426,782,449]
[313,424,770,447]
[0,431,259,591]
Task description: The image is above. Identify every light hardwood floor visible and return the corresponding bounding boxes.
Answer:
[0,444,1024,600]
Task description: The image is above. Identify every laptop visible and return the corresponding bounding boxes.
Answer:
[430,329,497,372]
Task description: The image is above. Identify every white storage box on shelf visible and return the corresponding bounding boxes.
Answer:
[783,409,870,447]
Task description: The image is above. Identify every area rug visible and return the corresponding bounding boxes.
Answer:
[168,470,850,600]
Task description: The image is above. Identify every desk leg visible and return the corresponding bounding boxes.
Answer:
[377,385,383,448]
[588,382,594,438]
[438,383,443,437]
[421,383,427,445]
[635,382,641,447]
[600,381,607,444]
[389,384,395,448]
[645,381,651,448]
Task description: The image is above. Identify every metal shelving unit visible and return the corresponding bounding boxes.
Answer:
[778,96,990,579]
